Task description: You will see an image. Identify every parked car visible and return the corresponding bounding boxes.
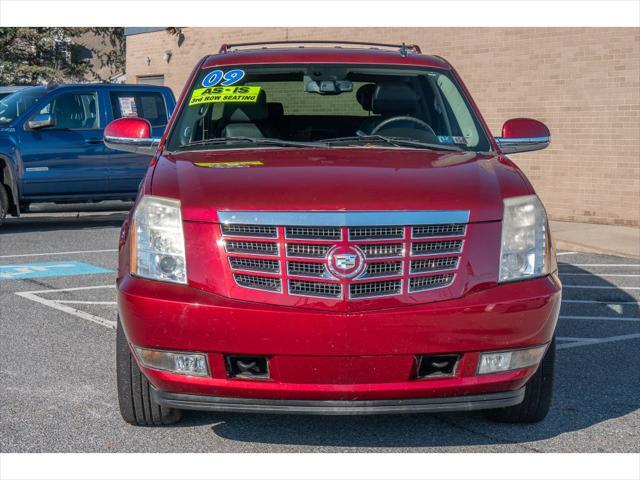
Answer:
[0,83,176,224]
[0,86,28,101]
[107,41,559,426]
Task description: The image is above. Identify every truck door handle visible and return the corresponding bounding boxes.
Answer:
[84,138,103,144]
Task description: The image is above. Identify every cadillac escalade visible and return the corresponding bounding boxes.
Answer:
[105,41,560,425]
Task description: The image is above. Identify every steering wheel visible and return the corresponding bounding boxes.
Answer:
[371,116,436,136]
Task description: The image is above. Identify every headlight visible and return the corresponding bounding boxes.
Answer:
[130,195,187,284]
[499,195,551,282]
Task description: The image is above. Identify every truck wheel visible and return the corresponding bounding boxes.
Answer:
[484,337,555,423]
[0,184,8,225]
[116,317,182,426]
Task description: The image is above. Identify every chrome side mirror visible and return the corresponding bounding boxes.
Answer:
[104,117,161,156]
[28,113,55,130]
[495,118,550,154]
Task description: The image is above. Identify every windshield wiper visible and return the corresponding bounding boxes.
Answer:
[177,136,322,149]
[324,135,463,152]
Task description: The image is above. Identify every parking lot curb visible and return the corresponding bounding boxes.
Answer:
[555,239,640,260]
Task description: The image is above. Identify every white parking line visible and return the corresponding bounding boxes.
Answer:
[559,315,640,322]
[556,251,577,256]
[0,249,117,259]
[557,333,640,350]
[563,285,640,290]
[561,299,640,305]
[560,264,640,267]
[15,285,116,329]
[560,273,640,277]
[56,300,117,305]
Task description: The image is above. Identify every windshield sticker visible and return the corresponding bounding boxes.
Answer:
[118,96,138,117]
[202,69,246,87]
[437,135,468,145]
[193,161,264,168]
[189,86,261,106]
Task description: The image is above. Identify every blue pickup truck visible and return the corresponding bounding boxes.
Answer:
[0,83,175,224]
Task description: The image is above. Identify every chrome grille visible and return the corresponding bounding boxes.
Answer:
[285,226,341,240]
[410,256,459,273]
[289,279,342,298]
[409,273,455,292]
[229,257,279,273]
[226,240,278,256]
[411,240,462,256]
[350,279,402,299]
[413,224,465,238]
[287,243,332,258]
[349,226,404,240]
[288,261,327,278]
[218,215,467,300]
[234,274,281,292]
[222,224,277,238]
[362,261,403,278]
[358,243,404,258]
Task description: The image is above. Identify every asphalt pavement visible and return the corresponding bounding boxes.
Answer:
[1,206,638,453]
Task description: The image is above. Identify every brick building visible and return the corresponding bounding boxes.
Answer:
[125,27,640,226]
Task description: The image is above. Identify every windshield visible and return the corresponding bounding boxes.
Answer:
[166,64,491,152]
[0,88,47,125]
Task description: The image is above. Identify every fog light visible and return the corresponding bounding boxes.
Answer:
[477,345,547,375]
[135,347,209,377]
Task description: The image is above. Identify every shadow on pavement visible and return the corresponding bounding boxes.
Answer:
[177,264,639,450]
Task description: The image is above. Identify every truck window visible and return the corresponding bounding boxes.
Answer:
[35,92,99,130]
[110,91,168,127]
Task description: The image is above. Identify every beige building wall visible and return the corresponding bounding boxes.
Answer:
[126,28,640,227]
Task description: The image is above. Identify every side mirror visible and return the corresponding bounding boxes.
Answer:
[104,117,160,156]
[28,113,55,130]
[495,118,550,154]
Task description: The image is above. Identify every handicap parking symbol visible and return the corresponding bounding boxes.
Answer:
[0,261,112,280]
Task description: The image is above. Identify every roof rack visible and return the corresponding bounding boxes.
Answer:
[218,41,422,57]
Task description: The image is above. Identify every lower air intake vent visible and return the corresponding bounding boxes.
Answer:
[289,280,342,298]
[234,274,281,292]
[409,273,454,292]
[350,279,402,299]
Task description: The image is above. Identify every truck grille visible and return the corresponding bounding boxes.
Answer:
[220,217,466,301]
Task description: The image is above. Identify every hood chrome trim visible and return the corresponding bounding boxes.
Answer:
[218,210,470,227]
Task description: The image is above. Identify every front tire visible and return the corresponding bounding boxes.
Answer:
[0,184,9,226]
[485,337,556,423]
[116,317,182,426]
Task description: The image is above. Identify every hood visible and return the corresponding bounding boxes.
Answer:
[151,147,532,223]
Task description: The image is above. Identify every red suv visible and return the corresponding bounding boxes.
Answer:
[105,41,560,426]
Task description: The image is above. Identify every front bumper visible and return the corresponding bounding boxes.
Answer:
[152,387,525,415]
[118,273,561,406]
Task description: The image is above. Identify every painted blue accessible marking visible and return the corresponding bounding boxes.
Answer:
[0,261,112,280]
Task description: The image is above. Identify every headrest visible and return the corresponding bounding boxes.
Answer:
[222,90,268,123]
[267,102,284,118]
[371,82,418,116]
[356,84,376,111]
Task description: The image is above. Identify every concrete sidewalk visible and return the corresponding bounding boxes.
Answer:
[550,220,640,259]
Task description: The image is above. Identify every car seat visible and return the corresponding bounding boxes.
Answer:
[221,90,273,138]
[357,82,419,135]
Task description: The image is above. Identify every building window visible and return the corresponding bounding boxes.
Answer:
[137,75,165,86]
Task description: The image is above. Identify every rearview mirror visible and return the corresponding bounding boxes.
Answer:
[305,79,353,95]
[28,113,55,130]
[495,118,550,154]
[104,117,160,156]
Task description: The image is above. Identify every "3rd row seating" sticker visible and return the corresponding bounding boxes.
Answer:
[189,86,261,106]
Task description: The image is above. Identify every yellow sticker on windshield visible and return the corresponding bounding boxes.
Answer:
[193,161,264,168]
[189,86,261,106]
